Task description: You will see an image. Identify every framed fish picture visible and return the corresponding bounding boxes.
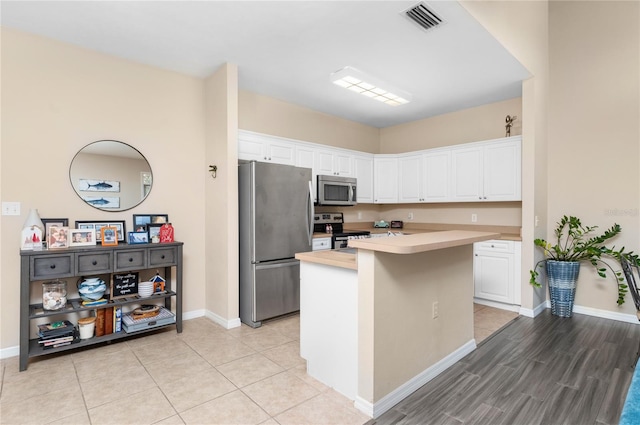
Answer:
[82,196,120,209]
[78,179,120,192]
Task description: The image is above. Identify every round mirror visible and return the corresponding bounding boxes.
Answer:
[69,140,152,211]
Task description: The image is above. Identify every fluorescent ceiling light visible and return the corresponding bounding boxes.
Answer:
[330,66,412,106]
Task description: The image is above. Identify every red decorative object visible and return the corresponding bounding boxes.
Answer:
[159,223,174,243]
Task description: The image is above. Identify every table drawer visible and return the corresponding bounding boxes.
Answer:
[114,249,146,271]
[149,246,178,267]
[30,254,74,280]
[76,252,112,275]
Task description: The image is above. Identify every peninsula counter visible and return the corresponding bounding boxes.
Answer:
[295,230,499,418]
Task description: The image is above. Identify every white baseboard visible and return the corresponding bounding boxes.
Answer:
[205,310,241,329]
[0,345,19,360]
[183,309,205,321]
[571,303,638,324]
[519,301,547,318]
[354,339,477,419]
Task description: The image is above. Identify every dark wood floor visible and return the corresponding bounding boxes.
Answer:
[366,310,639,425]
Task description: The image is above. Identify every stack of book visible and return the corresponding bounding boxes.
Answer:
[37,320,77,349]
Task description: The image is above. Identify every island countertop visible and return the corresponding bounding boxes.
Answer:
[347,230,501,254]
[295,249,358,270]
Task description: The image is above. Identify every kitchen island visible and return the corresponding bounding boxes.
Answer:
[295,230,500,419]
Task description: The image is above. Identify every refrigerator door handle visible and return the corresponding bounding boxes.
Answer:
[307,180,314,245]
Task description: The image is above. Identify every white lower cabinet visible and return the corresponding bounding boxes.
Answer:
[473,240,521,306]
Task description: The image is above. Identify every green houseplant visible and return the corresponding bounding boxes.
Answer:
[530,215,628,316]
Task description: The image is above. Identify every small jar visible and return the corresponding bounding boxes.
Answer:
[78,316,96,339]
[42,281,67,310]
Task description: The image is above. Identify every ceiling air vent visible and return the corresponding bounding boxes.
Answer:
[404,2,445,32]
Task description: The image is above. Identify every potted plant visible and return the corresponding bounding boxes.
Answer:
[530,215,628,317]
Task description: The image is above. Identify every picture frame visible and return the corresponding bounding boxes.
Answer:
[128,231,149,244]
[101,226,118,246]
[78,179,120,193]
[75,221,126,244]
[133,214,169,230]
[42,218,69,242]
[147,223,163,243]
[48,226,70,249]
[82,196,120,209]
[69,229,96,247]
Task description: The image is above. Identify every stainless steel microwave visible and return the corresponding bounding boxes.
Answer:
[317,175,357,206]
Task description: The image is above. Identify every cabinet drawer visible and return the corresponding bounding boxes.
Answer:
[474,240,514,253]
[114,249,146,271]
[312,238,331,251]
[30,254,74,280]
[76,252,112,275]
[149,246,178,267]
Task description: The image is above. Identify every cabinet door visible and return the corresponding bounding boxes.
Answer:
[450,146,483,202]
[423,150,450,202]
[398,154,423,203]
[483,139,521,201]
[353,154,374,203]
[333,152,353,177]
[266,141,295,165]
[474,249,514,304]
[374,156,398,203]
[296,146,316,201]
[314,150,335,176]
[238,137,267,162]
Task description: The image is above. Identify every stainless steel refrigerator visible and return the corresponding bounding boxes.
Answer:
[238,161,314,328]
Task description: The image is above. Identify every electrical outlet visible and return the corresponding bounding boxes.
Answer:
[471,213,477,223]
[408,212,414,220]
[432,301,439,319]
[2,202,21,216]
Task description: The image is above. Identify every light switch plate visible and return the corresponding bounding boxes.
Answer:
[2,202,21,216]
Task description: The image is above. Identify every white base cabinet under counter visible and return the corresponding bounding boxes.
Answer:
[473,240,521,307]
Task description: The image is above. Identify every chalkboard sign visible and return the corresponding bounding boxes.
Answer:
[110,272,139,299]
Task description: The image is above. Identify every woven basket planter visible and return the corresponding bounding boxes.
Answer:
[546,260,580,317]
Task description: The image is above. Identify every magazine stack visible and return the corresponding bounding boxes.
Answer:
[38,320,77,349]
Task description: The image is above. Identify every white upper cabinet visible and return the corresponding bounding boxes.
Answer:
[353,153,374,203]
[374,155,398,204]
[398,149,450,203]
[314,148,353,177]
[238,131,295,165]
[239,131,521,205]
[398,153,423,203]
[451,137,521,202]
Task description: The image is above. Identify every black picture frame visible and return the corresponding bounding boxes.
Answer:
[41,218,69,242]
[147,223,163,243]
[75,220,126,243]
[133,214,169,231]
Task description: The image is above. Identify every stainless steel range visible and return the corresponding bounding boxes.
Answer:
[313,212,370,249]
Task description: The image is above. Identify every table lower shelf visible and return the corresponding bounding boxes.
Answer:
[28,321,178,358]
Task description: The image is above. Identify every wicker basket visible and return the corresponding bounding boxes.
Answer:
[546,260,580,317]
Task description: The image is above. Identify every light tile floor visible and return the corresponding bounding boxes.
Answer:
[0,304,516,425]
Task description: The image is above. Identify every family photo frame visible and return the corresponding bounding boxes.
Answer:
[41,218,69,242]
[132,214,169,232]
[75,220,126,244]
[100,226,119,246]
[47,226,70,249]
[69,229,96,247]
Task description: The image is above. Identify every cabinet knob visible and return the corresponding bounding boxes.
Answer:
[264,157,267,160]
[49,264,56,269]
[92,260,97,266]
[161,255,165,259]
[128,258,133,262]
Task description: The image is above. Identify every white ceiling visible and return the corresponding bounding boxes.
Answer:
[1,1,530,128]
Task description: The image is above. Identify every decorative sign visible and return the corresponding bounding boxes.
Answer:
[110,272,139,299]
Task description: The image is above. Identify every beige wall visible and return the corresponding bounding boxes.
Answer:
[239,90,380,153]
[1,28,207,350]
[379,97,522,153]
[547,1,639,314]
[204,64,240,323]
[357,246,474,402]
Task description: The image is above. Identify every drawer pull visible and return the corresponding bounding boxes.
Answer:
[50,264,56,269]
[92,260,98,266]
[129,258,134,262]
[161,255,165,259]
